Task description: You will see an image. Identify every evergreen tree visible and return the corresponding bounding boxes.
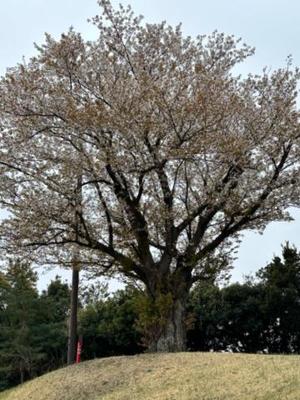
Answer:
[79,286,142,359]
[187,281,265,352]
[0,260,44,388]
[38,276,70,372]
[0,266,70,390]
[257,243,300,353]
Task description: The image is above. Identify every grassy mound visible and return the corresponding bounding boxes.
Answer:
[1,352,300,400]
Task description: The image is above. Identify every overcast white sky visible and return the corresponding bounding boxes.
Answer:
[1,0,300,289]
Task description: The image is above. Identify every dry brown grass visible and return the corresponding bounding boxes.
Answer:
[1,352,300,400]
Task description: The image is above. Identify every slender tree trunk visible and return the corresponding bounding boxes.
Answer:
[67,174,82,365]
[20,363,24,384]
[67,266,79,365]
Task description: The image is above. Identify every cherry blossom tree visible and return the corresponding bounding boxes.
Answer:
[1,0,300,351]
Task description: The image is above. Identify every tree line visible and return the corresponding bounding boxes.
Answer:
[1,243,300,391]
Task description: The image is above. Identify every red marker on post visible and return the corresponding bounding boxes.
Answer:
[76,336,83,363]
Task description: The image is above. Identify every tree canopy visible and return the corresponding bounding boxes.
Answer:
[0,0,300,351]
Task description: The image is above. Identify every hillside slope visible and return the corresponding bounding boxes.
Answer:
[1,352,300,400]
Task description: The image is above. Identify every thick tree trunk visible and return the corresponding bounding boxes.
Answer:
[145,272,191,353]
[154,297,187,352]
[67,267,79,365]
